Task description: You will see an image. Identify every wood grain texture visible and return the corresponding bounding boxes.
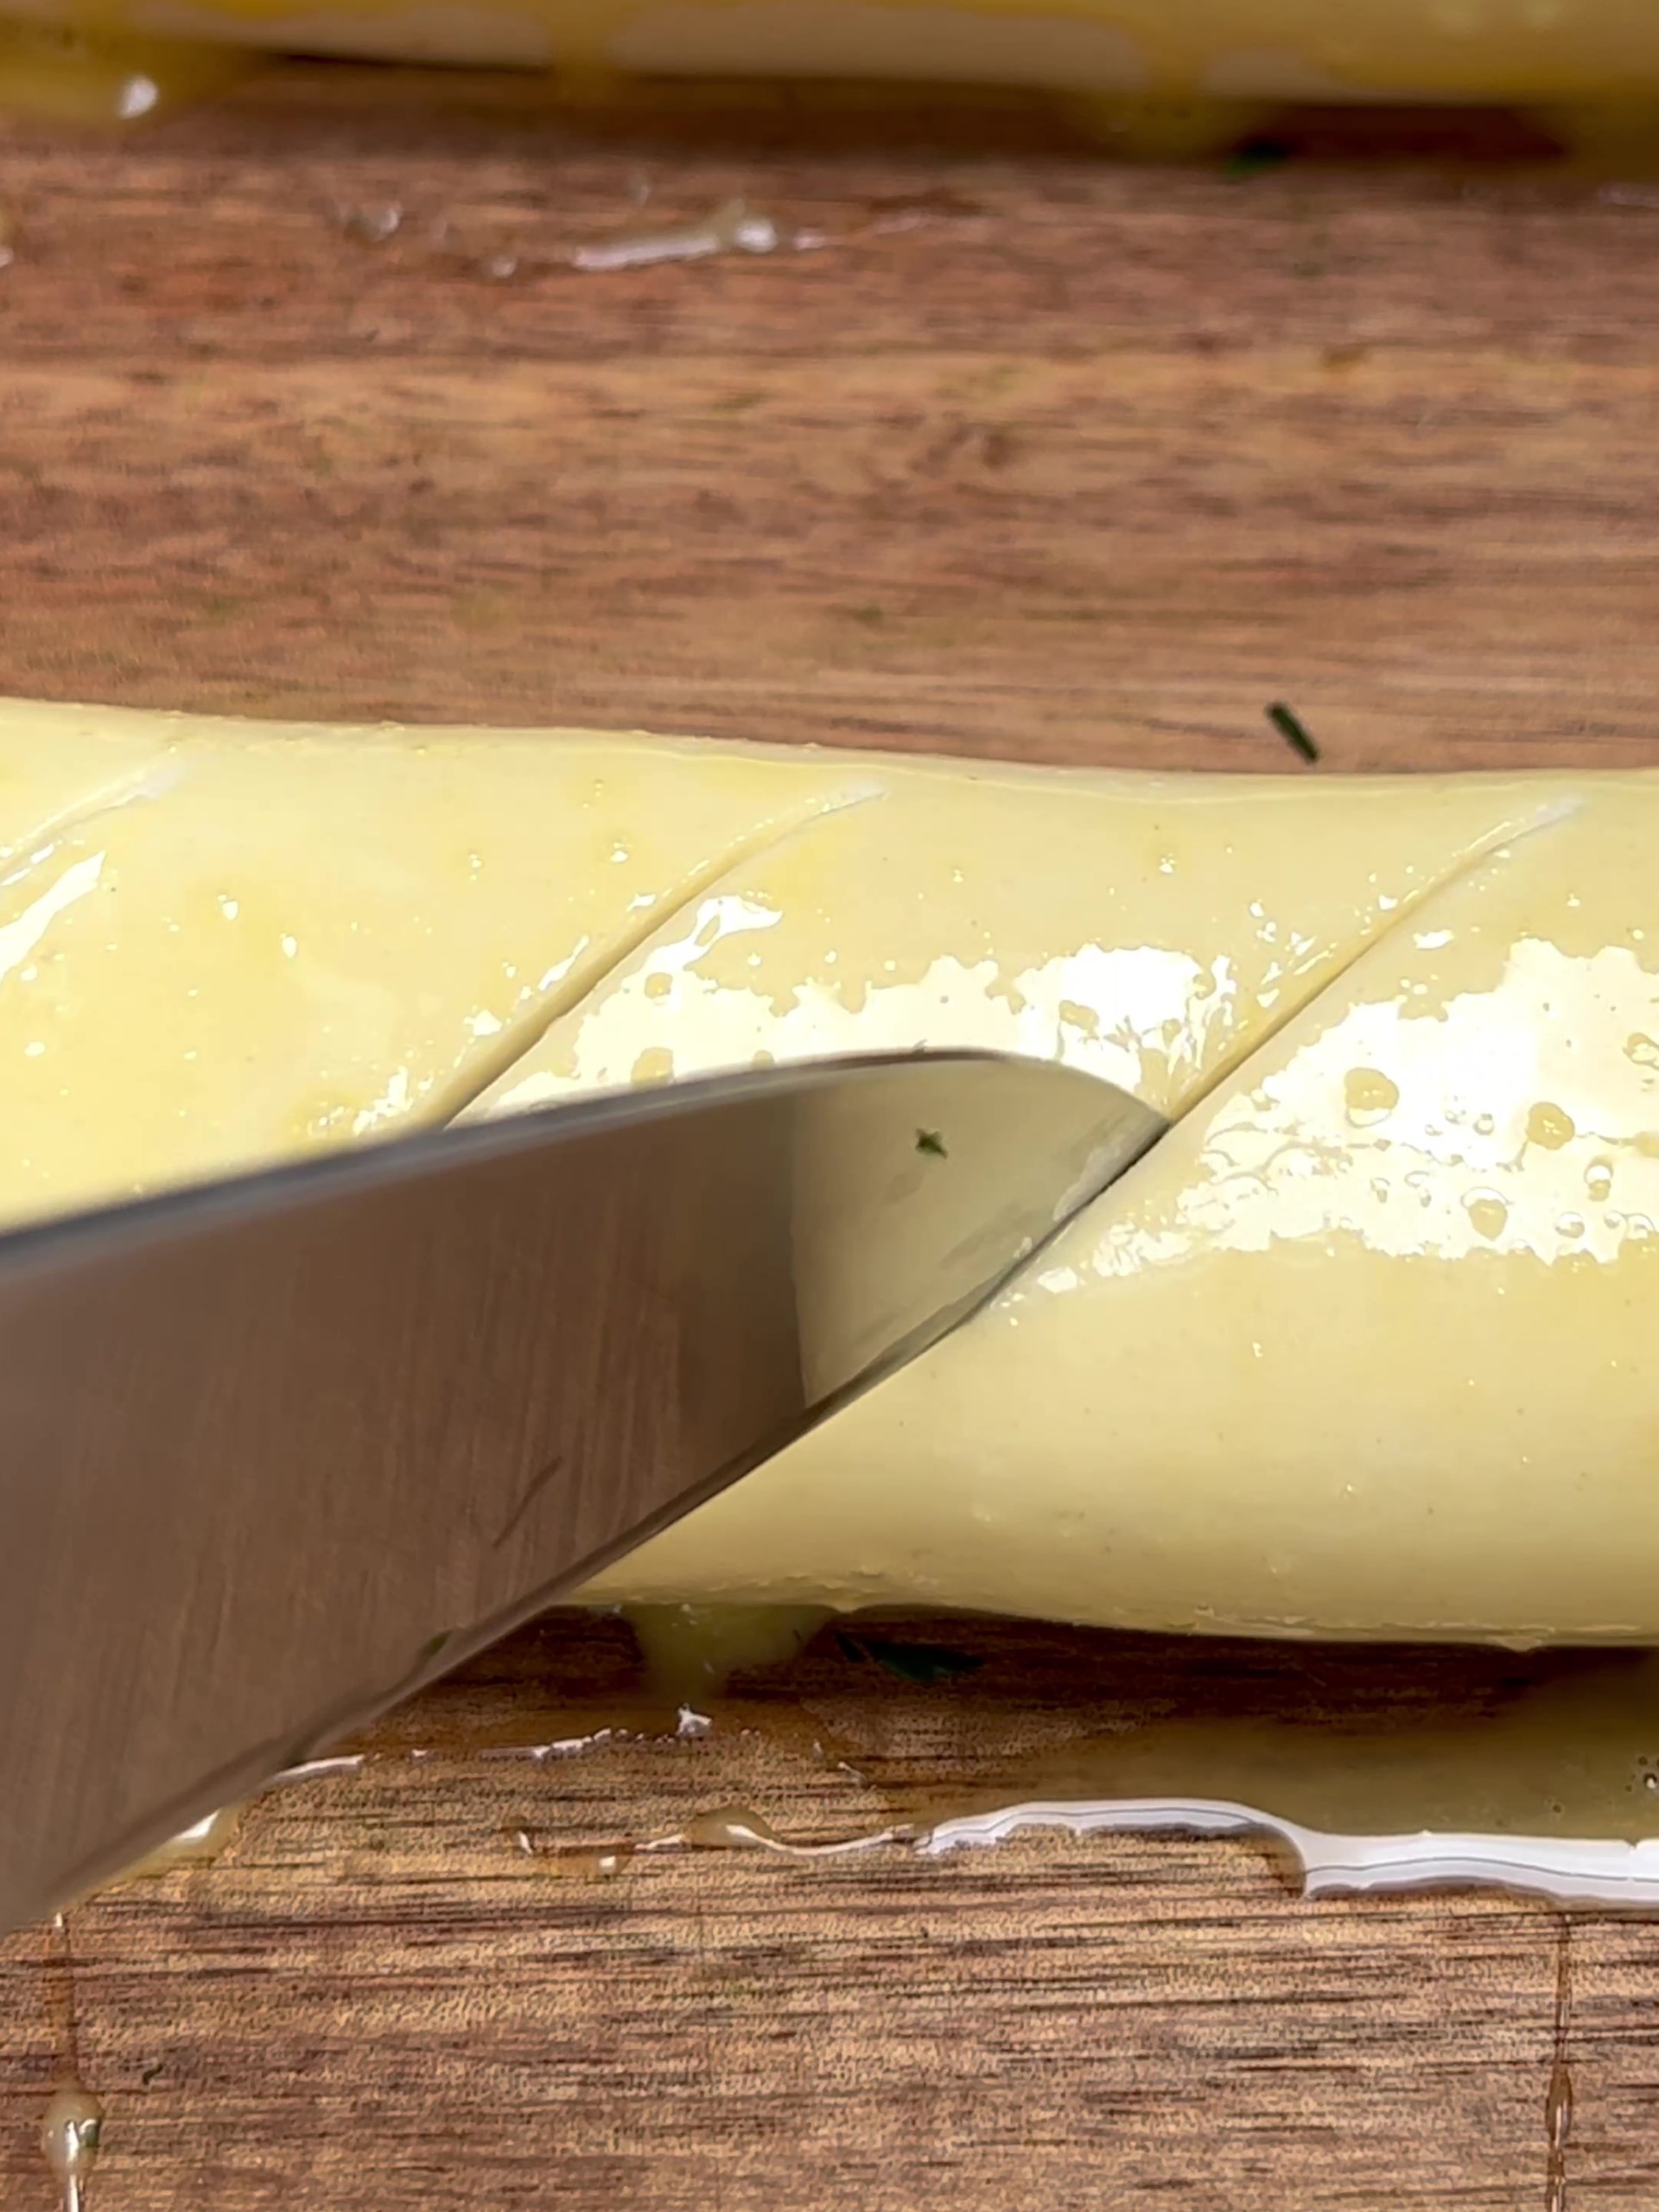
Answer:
[0,1611,1620,2212]
[0,66,1657,2210]
[0,71,1656,766]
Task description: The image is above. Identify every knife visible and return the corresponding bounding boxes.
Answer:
[0,1048,1164,1936]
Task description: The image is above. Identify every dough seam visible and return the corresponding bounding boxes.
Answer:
[436,778,884,1127]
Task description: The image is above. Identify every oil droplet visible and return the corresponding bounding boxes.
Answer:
[1343,1067,1400,1127]
[1586,1160,1615,1202]
[643,969,673,1001]
[626,1601,830,1696]
[684,1805,784,1850]
[1463,1190,1510,1241]
[123,1802,243,1878]
[1526,1102,1576,1151]
[1473,1112,1497,1136]
[630,1046,674,1084]
[1625,1033,1659,1071]
[569,199,782,274]
[1545,1924,1573,2212]
[337,200,403,244]
[518,1834,633,1879]
[41,2083,102,2211]
[1556,1212,1586,1242]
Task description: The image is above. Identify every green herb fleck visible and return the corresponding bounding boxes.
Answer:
[1267,701,1319,764]
[1224,137,1293,179]
[915,1128,948,1158]
[836,1630,984,1685]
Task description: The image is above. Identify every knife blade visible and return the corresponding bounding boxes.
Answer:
[0,1048,1164,1935]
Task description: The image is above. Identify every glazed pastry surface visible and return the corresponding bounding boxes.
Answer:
[3,697,1655,1641]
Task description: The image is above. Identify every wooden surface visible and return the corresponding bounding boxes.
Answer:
[2,67,1659,2209]
[0,72,1656,766]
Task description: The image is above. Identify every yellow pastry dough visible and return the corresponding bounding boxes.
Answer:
[3,0,1658,98]
[3,696,1656,1643]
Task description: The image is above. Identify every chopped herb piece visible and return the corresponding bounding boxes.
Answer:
[1267,701,1319,763]
[915,1128,948,1158]
[1225,137,1293,179]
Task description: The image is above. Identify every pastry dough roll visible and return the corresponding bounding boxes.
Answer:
[1,0,1656,99]
[2,697,1655,1643]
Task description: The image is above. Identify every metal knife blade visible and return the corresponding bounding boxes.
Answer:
[0,1049,1164,1934]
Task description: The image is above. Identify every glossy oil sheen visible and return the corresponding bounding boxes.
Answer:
[0,700,1656,1649]
[607,790,1659,1640]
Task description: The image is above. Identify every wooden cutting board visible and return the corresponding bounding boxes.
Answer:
[1,67,1657,2209]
